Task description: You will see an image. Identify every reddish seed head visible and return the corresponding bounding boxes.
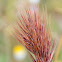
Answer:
[14,8,55,62]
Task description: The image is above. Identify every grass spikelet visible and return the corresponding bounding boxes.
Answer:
[13,8,55,62]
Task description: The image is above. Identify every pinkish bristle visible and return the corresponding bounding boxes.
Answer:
[13,8,55,62]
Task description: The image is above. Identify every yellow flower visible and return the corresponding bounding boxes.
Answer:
[13,45,27,60]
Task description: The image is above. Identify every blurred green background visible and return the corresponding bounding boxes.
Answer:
[0,0,62,62]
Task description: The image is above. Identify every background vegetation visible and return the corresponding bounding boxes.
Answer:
[0,0,62,62]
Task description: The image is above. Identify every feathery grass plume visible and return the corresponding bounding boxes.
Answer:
[13,8,55,62]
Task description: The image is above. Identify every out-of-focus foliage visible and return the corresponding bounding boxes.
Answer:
[0,0,62,62]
